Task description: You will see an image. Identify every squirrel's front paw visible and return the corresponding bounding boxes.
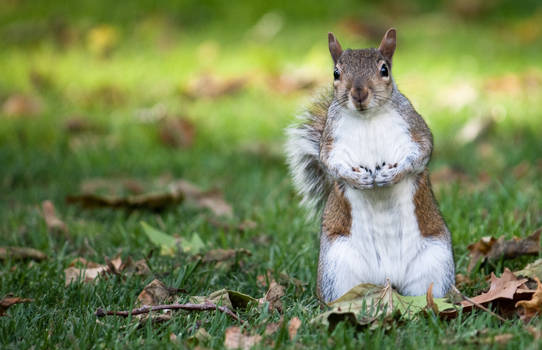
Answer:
[374,162,402,187]
[349,166,374,189]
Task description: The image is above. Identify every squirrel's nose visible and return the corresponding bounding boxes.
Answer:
[350,86,369,104]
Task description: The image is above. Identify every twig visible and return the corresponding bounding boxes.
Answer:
[95,302,244,323]
[451,285,507,322]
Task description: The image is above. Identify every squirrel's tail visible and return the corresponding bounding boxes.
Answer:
[285,90,333,216]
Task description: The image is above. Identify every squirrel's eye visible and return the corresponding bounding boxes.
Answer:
[333,68,340,80]
[380,64,389,78]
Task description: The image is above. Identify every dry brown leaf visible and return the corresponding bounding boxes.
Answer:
[264,319,283,335]
[426,283,439,314]
[170,180,233,218]
[80,178,145,195]
[65,256,150,285]
[0,247,47,261]
[64,258,109,286]
[2,94,42,117]
[259,281,285,313]
[183,74,247,99]
[202,248,251,263]
[66,190,184,211]
[0,296,33,316]
[461,268,530,308]
[137,279,179,306]
[467,230,541,272]
[41,200,68,234]
[224,326,262,350]
[516,277,542,322]
[288,317,301,340]
[480,333,514,345]
[158,117,196,149]
[257,270,306,295]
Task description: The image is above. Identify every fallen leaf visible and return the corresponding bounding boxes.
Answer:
[0,296,33,316]
[137,279,179,306]
[66,190,184,210]
[224,326,262,350]
[201,248,251,263]
[187,328,211,346]
[480,333,514,345]
[288,317,301,340]
[467,230,541,272]
[257,270,306,296]
[141,221,204,256]
[158,117,196,148]
[64,256,150,285]
[456,115,494,145]
[183,74,247,99]
[426,283,439,314]
[264,319,283,335]
[461,268,531,308]
[516,277,542,322]
[516,259,542,281]
[259,281,285,313]
[2,94,42,117]
[80,178,145,195]
[190,289,257,310]
[118,257,151,276]
[311,281,455,330]
[41,200,68,234]
[170,180,233,218]
[169,333,178,343]
[64,258,109,286]
[0,247,47,261]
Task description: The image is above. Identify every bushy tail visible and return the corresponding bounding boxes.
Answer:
[285,91,333,215]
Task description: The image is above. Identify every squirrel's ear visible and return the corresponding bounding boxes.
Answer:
[328,32,343,64]
[378,28,396,61]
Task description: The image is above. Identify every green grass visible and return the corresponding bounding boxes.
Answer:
[2,1,542,348]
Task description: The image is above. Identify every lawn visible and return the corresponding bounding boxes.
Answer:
[1,1,542,348]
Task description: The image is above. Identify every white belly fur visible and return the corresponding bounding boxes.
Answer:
[320,107,453,301]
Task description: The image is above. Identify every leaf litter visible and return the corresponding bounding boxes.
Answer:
[64,255,151,286]
[0,247,47,261]
[467,229,541,272]
[67,177,233,217]
[0,296,33,316]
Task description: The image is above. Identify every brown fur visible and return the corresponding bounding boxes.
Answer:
[413,170,446,237]
[322,183,352,240]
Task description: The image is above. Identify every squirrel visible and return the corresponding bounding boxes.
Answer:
[286,28,455,302]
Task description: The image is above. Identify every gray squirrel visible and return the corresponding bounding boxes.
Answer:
[286,28,455,302]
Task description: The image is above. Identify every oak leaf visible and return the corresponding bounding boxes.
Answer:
[224,326,262,350]
[467,229,541,272]
[516,277,542,322]
[461,268,532,309]
[0,296,33,316]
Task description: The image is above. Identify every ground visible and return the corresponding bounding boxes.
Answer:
[1,1,542,348]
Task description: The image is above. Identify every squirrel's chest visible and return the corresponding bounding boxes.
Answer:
[329,109,416,167]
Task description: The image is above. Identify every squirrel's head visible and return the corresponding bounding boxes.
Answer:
[328,28,396,112]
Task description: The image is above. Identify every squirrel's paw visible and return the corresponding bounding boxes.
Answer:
[349,166,374,189]
[374,162,402,187]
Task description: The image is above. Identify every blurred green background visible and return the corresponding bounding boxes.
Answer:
[2,0,542,348]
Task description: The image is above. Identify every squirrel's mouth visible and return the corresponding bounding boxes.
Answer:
[347,95,371,112]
